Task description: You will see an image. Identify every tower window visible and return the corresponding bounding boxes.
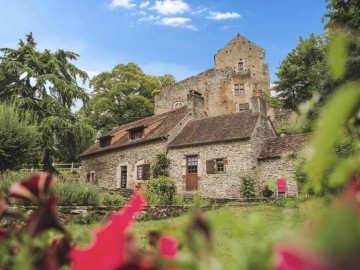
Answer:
[238,62,244,70]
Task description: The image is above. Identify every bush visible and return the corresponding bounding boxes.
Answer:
[240,173,256,198]
[50,181,100,206]
[191,191,210,207]
[100,193,126,206]
[150,153,171,178]
[144,176,177,205]
[0,170,33,194]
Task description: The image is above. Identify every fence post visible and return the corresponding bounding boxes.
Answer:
[71,162,74,170]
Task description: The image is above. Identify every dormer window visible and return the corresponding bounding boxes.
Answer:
[129,127,144,140]
[99,135,112,147]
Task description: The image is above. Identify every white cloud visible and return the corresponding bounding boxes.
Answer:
[139,1,150,8]
[158,17,197,30]
[111,0,136,9]
[138,15,161,22]
[207,11,241,20]
[190,7,208,15]
[150,0,189,15]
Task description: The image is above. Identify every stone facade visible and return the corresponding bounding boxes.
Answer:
[81,141,165,189]
[255,158,298,197]
[168,115,276,198]
[155,34,270,117]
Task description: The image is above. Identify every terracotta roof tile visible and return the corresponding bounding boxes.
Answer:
[81,106,190,158]
[257,133,312,160]
[169,111,260,148]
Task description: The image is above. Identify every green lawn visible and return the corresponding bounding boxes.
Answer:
[66,200,318,269]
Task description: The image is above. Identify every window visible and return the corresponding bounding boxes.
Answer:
[215,159,225,173]
[239,84,245,95]
[86,171,96,183]
[129,127,144,140]
[187,156,198,174]
[234,84,240,96]
[99,136,112,147]
[173,102,184,109]
[234,84,245,96]
[206,158,226,174]
[137,164,150,180]
[238,62,244,70]
[239,103,250,111]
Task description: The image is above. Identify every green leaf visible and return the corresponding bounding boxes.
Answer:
[328,34,347,80]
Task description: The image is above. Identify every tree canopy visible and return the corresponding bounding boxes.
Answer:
[81,63,176,134]
[0,33,95,171]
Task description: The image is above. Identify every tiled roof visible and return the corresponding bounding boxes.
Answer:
[169,111,260,148]
[81,106,190,158]
[257,133,312,160]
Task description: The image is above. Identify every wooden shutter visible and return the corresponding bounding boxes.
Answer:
[206,159,215,174]
[142,164,150,180]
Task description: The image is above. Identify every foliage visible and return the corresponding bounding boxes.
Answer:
[0,170,32,195]
[239,173,256,198]
[264,91,281,108]
[323,0,360,31]
[0,33,96,169]
[80,63,176,134]
[0,104,40,171]
[274,33,327,110]
[144,176,177,205]
[99,193,126,206]
[50,181,100,206]
[190,191,210,207]
[150,153,171,178]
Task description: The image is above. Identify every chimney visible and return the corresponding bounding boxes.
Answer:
[251,96,267,117]
[187,90,205,116]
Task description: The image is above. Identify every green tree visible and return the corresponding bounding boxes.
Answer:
[0,104,40,171]
[273,34,327,110]
[0,33,95,171]
[82,63,176,134]
[323,0,360,31]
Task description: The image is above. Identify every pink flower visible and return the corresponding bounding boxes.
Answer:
[9,173,57,203]
[160,235,179,258]
[69,192,146,270]
[165,183,173,188]
[274,243,332,270]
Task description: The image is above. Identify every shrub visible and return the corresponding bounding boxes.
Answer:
[191,191,210,207]
[50,181,100,206]
[100,193,126,206]
[0,170,33,194]
[240,173,256,198]
[150,153,171,178]
[144,176,177,205]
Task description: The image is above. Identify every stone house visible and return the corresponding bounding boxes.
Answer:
[81,34,309,198]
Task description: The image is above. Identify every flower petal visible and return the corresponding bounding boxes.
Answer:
[70,192,146,270]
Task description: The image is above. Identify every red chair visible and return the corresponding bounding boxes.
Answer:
[276,178,287,198]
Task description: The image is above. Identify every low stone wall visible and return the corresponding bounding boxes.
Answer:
[1,205,214,227]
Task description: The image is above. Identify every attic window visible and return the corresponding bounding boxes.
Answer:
[99,136,112,147]
[239,103,249,111]
[129,127,144,140]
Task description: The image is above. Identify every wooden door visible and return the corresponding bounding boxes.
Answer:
[120,166,127,188]
[186,156,198,191]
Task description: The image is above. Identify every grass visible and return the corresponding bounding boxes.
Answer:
[65,200,318,269]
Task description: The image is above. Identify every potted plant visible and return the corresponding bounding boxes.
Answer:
[262,185,273,197]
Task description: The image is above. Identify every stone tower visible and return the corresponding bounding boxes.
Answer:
[154,34,270,116]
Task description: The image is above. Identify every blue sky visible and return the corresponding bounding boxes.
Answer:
[0,0,327,85]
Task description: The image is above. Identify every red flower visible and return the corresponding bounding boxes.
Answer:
[159,236,178,258]
[342,175,360,216]
[9,173,57,203]
[69,193,146,270]
[274,243,332,270]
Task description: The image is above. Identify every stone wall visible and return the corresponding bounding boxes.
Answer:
[155,35,270,117]
[255,158,298,197]
[81,141,165,189]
